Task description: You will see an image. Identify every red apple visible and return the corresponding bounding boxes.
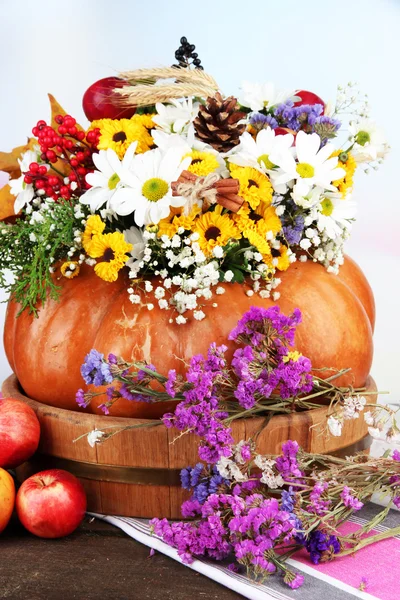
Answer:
[83,77,136,121]
[16,469,86,538]
[294,90,325,111]
[0,398,40,469]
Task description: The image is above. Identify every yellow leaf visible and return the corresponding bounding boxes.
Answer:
[0,184,17,221]
[48,93,84,131]
[0,138,36,175]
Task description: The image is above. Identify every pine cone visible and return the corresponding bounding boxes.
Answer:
[193,93,246,152]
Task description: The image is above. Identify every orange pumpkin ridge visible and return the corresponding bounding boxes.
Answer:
[3,256,374,418]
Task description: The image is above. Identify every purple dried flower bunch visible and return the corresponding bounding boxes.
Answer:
[152,443,400,589]
[77,306,315,462]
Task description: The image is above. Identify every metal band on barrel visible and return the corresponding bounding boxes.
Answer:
[17,436,372,487]
[18,454,182,486]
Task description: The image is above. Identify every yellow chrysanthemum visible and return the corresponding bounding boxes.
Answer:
[82,215,106,254]
[229,165,273,210]
[232,202,281,237]
[331,151,357,197]
[60,261,80,279]
[90,114,154,159]
[243,228,272,263]
[184,150,220,177]
[271,245,290,271]
[88,232,132,282]
[157,206,201,238]
[194,206,241,256]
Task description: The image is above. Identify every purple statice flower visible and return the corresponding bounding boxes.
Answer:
[119,383,152,403]
[150,510,231,564]
[309,481,331,515]
[359,576,369,591]
[180,498,202,518]
[281,488,295,513]
[393,450,400,462]
[273,102,297,127]
[108,353,118,364]
[106,386,115,401]
[239,443,252,463]
[275,354,313,399]
[180,463,204,489]
[165,369,177,398]
[137,363,156,381]
[275,441,304,483]
[232,478,261,496]
[98,402,110,415]
[283,213,305,245]
[313,115,341,141]
[162,343,233,463]
[305,530,340,564]
[249,111,278,132]
[341,486,364,511]
[76,388,90,408]
[81,349,113,386]
[292,104,324,130]
[284,571,305,589]
[229,305,302,347]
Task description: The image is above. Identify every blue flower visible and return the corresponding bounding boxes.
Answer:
[81,349,113,386]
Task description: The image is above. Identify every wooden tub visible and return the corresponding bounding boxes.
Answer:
[3,374,376,519]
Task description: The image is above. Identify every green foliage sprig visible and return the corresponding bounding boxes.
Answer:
[0,201,86,315]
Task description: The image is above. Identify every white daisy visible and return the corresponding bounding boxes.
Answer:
[316,192,357,239]
[239,81,298,112]
[349,118,389,163]
[228,128,294,172]
[152,130,228,177]
[123,226,146,273]
[270,131,346,194]
[152,98,200,135]
[111,147,191,226]
[80,143,137,213]
[9,148,41,213]
[291,183,323,209]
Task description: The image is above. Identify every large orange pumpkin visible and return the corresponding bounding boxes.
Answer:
[3,256,374,417]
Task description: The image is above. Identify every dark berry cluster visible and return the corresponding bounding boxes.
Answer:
[173,37,203,69]
[28,116,98,200]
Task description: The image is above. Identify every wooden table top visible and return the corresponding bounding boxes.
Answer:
[1,517,242,599]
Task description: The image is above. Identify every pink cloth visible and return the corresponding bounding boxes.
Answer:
[294,521,398,599]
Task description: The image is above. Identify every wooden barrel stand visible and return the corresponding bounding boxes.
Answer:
[3,375,376,519]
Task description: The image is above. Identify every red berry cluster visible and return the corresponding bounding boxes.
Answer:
[27,115,97,201]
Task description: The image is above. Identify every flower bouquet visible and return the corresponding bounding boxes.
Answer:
[0,38,395,529]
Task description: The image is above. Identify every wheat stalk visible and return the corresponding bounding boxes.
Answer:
[115,66,219,107]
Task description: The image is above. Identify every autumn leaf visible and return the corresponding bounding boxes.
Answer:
[0,184,17,221]
[0,138,36,175]
[48,93,84,131]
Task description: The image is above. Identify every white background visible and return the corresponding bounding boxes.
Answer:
[0,0,399,402]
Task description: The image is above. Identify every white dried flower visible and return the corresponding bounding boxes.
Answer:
[87,429,105,448]
[212,246,224,258]
[327,415,343,437]
[154,286,165,299]
[193,310,206,321]
[224,270,234,282]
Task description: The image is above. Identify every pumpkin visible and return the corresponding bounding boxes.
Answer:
[3,256,374,417]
